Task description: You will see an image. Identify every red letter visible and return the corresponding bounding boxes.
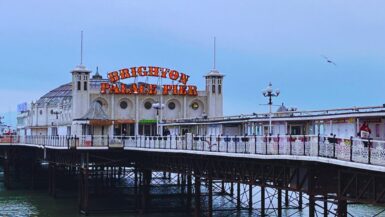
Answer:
[178,85,187,95]
[160,68,169,78]
[162,85,172,95]
[121,84,127,94]
[100,83,110,94]
[110,84,121,94]
[108,71,120,83]
[169,70,179,81]
[130,67,138,77]
[179,73,190,85]
[138,83,146,94]
[137,66,148,77]
[187,85,198,96]
[131,83,138,94]
[119,68,131,80]
[172,85,179,95]
[148,84,158,95]
[148,66,159,77]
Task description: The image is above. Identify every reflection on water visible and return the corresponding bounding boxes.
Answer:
[0,177,384,216]
[0,198,38,217]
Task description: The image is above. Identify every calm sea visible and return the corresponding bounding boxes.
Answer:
[0,172,384,216]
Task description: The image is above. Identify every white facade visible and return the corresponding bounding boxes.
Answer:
[17,64,224,137]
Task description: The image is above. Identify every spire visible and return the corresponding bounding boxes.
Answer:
[80,30,83,65]
[205,37,224,77]
[213,36,216,70]
[71,31,91,74]
[92,66,103,79]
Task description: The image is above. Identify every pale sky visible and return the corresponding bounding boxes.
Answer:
[1,0,385,126]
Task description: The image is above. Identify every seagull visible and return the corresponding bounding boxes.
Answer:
[321,55,337,66]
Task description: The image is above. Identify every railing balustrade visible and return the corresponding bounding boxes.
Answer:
[1,134,385,167]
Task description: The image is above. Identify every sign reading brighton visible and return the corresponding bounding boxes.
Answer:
[101,66,198,96]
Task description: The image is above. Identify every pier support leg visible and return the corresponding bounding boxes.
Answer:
[208,177,213,217]
[79,153,89,215]
[134,168,138,209]
[236,181,241,211]
[309,194,315,217]
[140,169,152,214]
[323,194,328,217]
[299,191,303,209]
[261,185,265,217]
[278,188,282,217]
[337,199,347,217]
[249,182,253,213]
[30,160,35,190]
[48,163,56,197]
[187,174,192,212]
[285,189,289,207]
[194,175,201,217]
[3,150,10,190]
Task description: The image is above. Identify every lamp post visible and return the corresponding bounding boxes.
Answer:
[262,82,280,135]
[152,102,164,136]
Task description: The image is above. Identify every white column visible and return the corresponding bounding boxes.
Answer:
[135,95,139,136]
[160,94,163,135]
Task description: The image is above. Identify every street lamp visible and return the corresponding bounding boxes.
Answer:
[262,82,280,135]
[152,102,165,136]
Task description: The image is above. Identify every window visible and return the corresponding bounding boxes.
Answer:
[77,81,81,90]
[218,84,222,94]
[52,127,58,136]
[39,110,43,115]
[212,79,215,94]
[144,101,152,110]
[84,82,87,91]
[376,124,380,137]
[191,102,199,110]
[120,101,128,109]
[67,126,71,136]
[168,102,176,110]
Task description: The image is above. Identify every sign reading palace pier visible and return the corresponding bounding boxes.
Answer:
[101,66,198,96]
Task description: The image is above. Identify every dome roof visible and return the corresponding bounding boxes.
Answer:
[71,64,91,74]
[277,103,288,112]
[205,69,224,77]
[36,83,72,107]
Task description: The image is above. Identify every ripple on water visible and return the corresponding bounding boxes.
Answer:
[0,196,38,217]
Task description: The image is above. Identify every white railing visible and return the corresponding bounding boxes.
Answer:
[1,134,385,167]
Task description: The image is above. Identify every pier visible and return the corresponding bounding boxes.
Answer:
[1,134,385,216]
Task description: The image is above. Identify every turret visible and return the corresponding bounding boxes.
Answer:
[205,69,224,118]
[71,64,91,120]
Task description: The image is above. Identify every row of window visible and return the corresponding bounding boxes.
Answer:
[77,81,88,91]
[207,78,223,94]
[118,101,200,110]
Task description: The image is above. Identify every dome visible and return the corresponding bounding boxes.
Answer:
[205,69,224,77]
[277,103,288,112]
[36,83,72,108]
[71,64,91,74]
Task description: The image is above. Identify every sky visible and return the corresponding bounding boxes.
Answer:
[1,0,385,127]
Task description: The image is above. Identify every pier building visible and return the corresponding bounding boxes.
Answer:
[16,64,224,137]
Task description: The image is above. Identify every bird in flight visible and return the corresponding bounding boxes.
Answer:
[321,55,337,66]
